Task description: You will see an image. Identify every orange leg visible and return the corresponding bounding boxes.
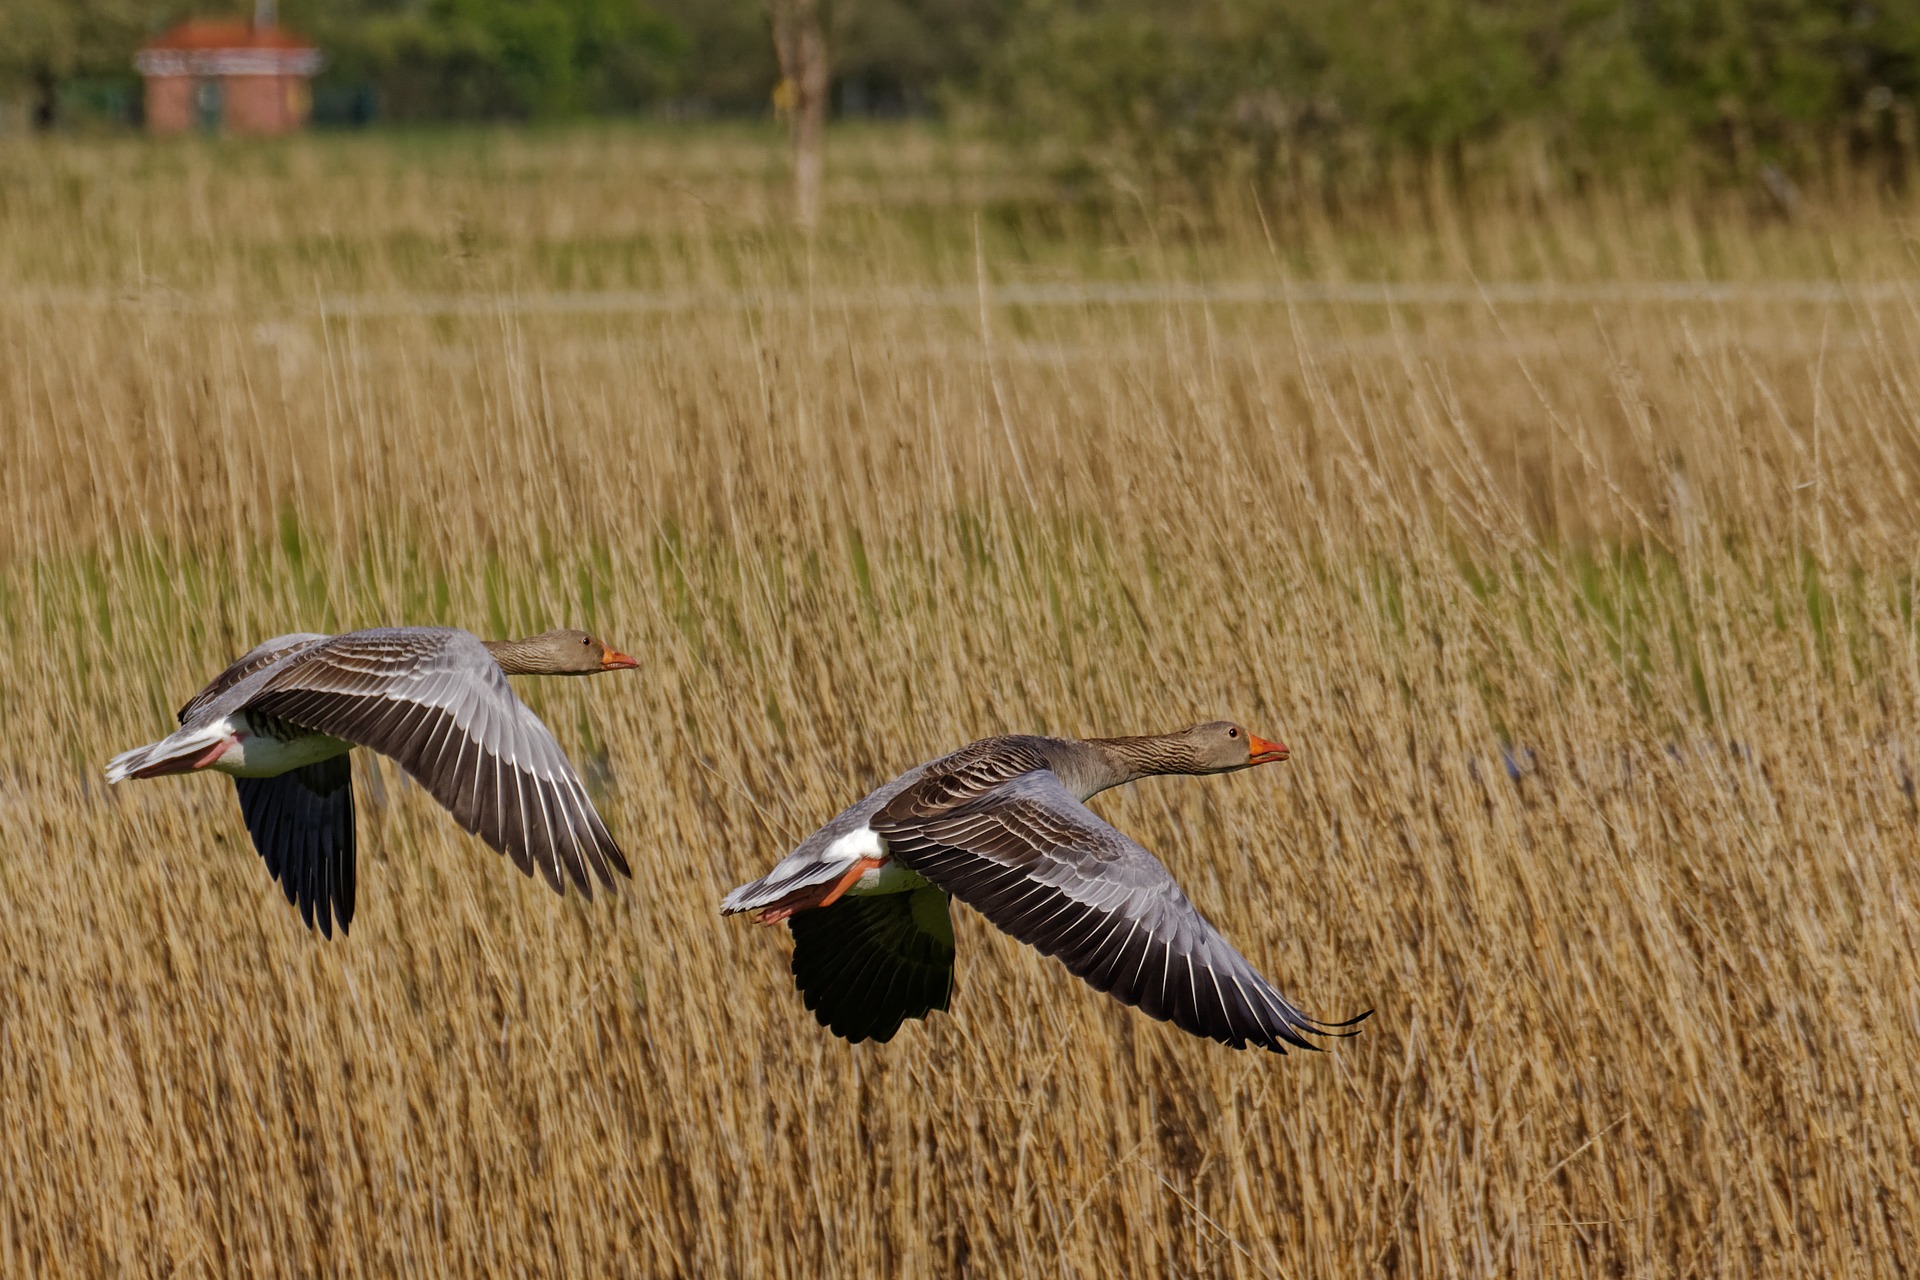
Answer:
[816,856,885,908]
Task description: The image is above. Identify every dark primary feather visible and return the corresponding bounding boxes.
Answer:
[789,888,957,1044]
[231,756,356,939]
[874,766,1367,1053]
[242,628,629,897]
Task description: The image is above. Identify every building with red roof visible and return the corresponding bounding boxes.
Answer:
[134,5,323,136]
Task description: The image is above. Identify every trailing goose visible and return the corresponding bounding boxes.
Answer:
[723,722,1369,1051]
[106,627,639,937]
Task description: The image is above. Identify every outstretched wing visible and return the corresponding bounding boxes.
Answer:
[788,888,956,1044]
[177,633,331,725]
[874,769,1367,1053]
[232,756,356,939]
[242,628,628,897]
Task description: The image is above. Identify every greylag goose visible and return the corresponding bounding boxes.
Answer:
[723,722,1369,1051]
[105,627,639,937]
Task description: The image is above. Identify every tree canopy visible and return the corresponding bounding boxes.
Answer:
[3,0,1915,186]
[982,0,1920,184]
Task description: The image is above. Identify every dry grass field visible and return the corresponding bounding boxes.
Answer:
[3,123,1920,1276]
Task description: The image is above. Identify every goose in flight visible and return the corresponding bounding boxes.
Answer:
[723,722,1369,1051]
[106,627,638,936]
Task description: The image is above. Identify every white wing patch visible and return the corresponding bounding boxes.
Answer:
[823,824,886,863]
[721,824,905,913]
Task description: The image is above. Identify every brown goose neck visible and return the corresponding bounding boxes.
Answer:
[482,636,546,675]
[1068,734,1190,796]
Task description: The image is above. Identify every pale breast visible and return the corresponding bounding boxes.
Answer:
[207,713,353,778]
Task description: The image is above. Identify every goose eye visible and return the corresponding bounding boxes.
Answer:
[1227,727,1240,738]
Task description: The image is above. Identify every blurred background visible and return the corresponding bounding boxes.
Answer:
[8,3,1920,1275]
[4,0,1918,205]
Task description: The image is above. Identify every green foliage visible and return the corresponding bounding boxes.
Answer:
[643,0,1003,114]
[0,0,164,125]
[648,0,779,110]
[303,0,1001,121]
[0,0,157,82]
[297,0,687,120]
[978,0,1920,189]
[5,0,1917,195]
[832,0,1005,111]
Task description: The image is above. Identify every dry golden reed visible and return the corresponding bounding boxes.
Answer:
[2,125,1919,1276]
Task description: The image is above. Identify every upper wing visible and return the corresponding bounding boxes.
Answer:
[241,628,629,897]
[178,633,332,725]
[873,769,1367,1052]
[788,887,956,1044]
[232,756,356,939]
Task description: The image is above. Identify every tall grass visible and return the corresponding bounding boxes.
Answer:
[3,124,1919,1275]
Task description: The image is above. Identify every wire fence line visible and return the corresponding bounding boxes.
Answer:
[8,278,1919,321]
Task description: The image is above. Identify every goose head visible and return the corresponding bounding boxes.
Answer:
[1169,720,1290,772]
[486,629,639,676]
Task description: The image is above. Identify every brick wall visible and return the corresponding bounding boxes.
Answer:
[223,75,307,135]
[144,76,196,135]
[140,73,312,136]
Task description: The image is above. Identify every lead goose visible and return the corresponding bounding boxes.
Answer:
[723,722,1369,1051]
[106,627,639,937]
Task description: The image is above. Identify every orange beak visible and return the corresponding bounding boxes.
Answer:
[1248,733,1290,764]
[600,646,640,671]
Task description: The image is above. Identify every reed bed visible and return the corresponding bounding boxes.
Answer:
[2,124,1919,1276]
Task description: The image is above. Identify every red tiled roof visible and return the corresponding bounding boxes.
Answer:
[142,20,316,52]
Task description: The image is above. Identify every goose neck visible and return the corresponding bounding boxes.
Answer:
[1061,735,1182,798]
[482,636,543,675]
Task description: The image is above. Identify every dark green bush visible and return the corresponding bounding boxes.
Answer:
[976,0,1920,191]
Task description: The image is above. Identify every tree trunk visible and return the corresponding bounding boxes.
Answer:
[31,66,59,132]
[770,0,830,228]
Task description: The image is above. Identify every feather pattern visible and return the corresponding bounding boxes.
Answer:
[176,633,332,724]
[874,765,1357,1051]
[110,626,630,937]
[727,727,1367,1052]
[242,629,629,895]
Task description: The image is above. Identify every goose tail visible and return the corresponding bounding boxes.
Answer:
[105,725,232,783]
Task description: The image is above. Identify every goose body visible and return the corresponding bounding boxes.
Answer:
[106,626,639,936]
[139,710,353,779]
[723,722,1369,1052]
